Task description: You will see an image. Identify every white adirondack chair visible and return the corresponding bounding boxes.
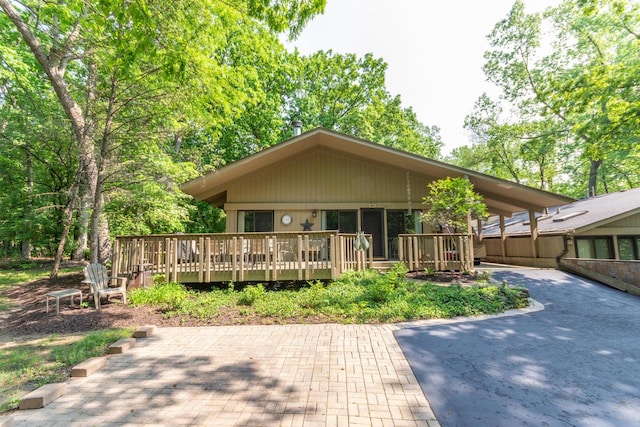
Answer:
[82,263,128,309]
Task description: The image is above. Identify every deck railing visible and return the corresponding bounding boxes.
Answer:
[112,232,472,284]
[112,231,374,284]
[397,233,473,272]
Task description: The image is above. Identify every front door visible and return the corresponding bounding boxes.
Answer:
[361,209,384,258]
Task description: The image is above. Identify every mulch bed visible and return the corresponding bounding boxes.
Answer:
[405,270,478,284]
[0,262,478,339]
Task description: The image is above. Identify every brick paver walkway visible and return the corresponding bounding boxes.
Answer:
[9,324,440,426]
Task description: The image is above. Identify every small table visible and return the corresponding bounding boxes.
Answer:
[46,289,82,315]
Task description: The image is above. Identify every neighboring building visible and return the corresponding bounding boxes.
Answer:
[481,187,640,264]
[180,127,572,261]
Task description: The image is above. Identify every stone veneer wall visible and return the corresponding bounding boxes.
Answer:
[558,258,640,296]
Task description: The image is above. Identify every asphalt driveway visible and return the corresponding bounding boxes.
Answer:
[396,267,640,427]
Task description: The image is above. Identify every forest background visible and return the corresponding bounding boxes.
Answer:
[0,0,638,273]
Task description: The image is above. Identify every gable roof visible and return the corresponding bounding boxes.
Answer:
[482,187,640,237]
[180,127,573,215]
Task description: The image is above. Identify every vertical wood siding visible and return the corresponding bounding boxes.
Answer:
[226,147,430,204]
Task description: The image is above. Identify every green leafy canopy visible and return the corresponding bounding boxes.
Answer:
[420,177,488,232]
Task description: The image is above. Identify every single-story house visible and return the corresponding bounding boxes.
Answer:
[180,127,573,262]
[480,187,640,292]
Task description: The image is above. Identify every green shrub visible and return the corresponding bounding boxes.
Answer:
[127,269,529,323]
[129,282,188,309]
[238,284,266,306]
[254,293,300,317]
[363,279,395,304]
[298,281,329,309]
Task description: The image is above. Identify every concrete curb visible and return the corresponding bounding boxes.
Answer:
[393,298,545,330]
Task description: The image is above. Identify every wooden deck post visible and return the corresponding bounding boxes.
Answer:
[171,238,178,283]
[231,237,238,282]
[529,210,538,259]
[271,235,277,282]
[437,236,445,271]
[164,238,170,283]
[458,235,464,271]
[297,235,303,280]
[500,215,507,263]
[238,237,245,282]
[264,235,270,282]
[112,239,121,278]
[205,237,211,282]
[338,235,344,276]
[304,235,310,279]
[330,234,337,279]
[140,238,146,269]
[198,237,204,283]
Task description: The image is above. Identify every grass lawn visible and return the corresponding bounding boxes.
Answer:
[0,329,132,413]
[0,261,131,413]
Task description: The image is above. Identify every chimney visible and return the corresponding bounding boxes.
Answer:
[292,120,302,136]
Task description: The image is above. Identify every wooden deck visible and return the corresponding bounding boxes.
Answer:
[112,231,373,283]
[397,233,474,273]
[112,232,472,284]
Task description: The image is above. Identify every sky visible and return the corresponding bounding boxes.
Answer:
[286,0,560,155]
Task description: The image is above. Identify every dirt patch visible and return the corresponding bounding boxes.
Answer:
[0,266,336,339]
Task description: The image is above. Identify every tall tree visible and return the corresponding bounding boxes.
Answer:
[287,50,442,158]
[541,0,640,194]
[457,0,639,197]
[1,0,325,274]
[202,49,443,167]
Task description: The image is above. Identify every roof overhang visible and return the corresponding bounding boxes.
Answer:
[180,128,574,214]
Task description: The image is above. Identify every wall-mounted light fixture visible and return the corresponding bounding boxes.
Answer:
[312,210,317,218]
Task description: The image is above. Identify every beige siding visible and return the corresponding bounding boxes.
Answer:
[484,238,503,256]
[538,236,564,258]
[226,147,430,205]
[602,213,640,228]
[505,237,534,258]
[483,235,565,260]
[576,212,640,236]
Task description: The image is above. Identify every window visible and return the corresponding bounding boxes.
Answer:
[575,237,613,259]
[618,236,640,260]
[322,210,357,233]
[238,211,273,232]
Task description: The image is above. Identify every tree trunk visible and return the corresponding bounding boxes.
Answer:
[72,193,90,260]
[75,60,97,261]
[91,67,118,264]
[21,144,33,259]
[51,181,79,278]
[588,158,602,197]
